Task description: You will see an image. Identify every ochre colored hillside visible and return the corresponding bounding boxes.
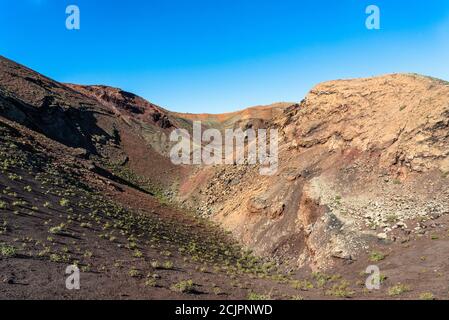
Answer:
[2,55,449,299]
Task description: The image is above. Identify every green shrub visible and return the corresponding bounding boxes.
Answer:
[325,280,354,298]
[50,253,61,262]
[291,279,314,291]
[145,278,157,287]
[133,250,143,258]
[419,292,435,300]
[128,267,140,277]
[59,198,70,207]
[49,224,65,235]
[369,251,386,262]
[170,280,195,293]
[248,292,270,300]
[388,283,410,296]
[0,244,16,257]
[0,201,7,210]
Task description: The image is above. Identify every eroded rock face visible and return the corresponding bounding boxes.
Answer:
[0,56,182,190]
[281,74,449,174]
[187,74,449,270]
[151,112,173,129]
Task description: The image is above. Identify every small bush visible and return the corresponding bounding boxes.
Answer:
[0,243,16,257]
[170,280,195,293]
[291,279,314,291]
[145,278,157,287]
[133,250,143,258]
[50,253,61,262]
[128,267,140,278]
[325,280,354,298]
[49,224,65,235]
[419,292,435,300]
[369,251,386,262]
[312,272,339,288]
[59,198,70,207]
[0,201,7,210]
[388,283,410,296]
[248,292,270,300]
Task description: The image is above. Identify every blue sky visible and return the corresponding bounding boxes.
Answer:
[1,0,449,113]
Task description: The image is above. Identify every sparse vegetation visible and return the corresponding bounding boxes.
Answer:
[388,283,410,296]
[163,261,174,270]
[170,280,195,293]
[49,253,61,262]
[419,292,435,300]
[133,249,143,258]
[59,198,70,207]
[0,200,7,209]
[369,251,386,262]
[312,272,340,288]
[325,280,354,298]
[128,267,140,278]
[145,278,157,287]
[0,243,16,257]
[49,223,66,235]
[291,279,314,291]
[248,292,271,300]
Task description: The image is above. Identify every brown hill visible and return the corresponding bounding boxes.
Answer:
[186,73,449,270]
[2,55,449,299]
[0,55,295,299]
[0,56,185,192]
[173,102,292,130]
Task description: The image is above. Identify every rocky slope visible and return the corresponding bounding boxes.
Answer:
[2,55,449,299]
[0,56,189,194]
[184,73,449,269]
[0,56,293,299]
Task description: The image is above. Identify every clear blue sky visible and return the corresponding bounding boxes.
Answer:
[1,0,449,113]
